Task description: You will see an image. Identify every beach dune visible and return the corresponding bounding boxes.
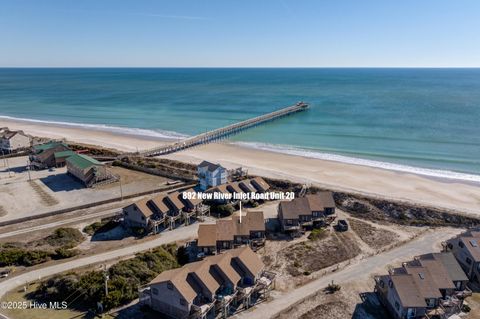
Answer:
[1,118,479,216]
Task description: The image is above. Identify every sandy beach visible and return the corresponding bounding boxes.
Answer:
[1,118,479,215]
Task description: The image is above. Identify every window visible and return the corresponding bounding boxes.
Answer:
[167,283,173,290]
[388,280,393,288]
[180,298,186,306]
[447,243,453,250]
[141,216,145,220]
[124,211,128,216]
[459,241,465,248]
[394,301,399,310]
[152,288,159,295]
[425,298,436,308]
[466,257,472,265]
[379,280,384,288]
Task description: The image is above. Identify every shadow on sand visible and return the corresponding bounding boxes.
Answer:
[40,173,85,192]
[352,292,390,319]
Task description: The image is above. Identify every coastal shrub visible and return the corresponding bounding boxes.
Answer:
[326,281,341,293]
[210,204,234,216]
[308,228,327,241]
[43,228,85,248]
[30,244,180,311]
[83,218,117,236]
[0,247,52,267]
[54,247,80,259]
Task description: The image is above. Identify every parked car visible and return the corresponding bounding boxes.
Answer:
[336,219,348,231]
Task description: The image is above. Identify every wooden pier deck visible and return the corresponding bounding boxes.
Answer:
[138,101,309,157]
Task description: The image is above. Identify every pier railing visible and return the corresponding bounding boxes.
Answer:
[138,102,309,157]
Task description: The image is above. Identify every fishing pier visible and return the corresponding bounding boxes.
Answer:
[139,101,309,157]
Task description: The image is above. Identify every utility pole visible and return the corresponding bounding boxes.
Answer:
[119,177,123,201]
[27,159,32,181]
[103,264,109,297]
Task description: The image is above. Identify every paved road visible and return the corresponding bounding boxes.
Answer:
[235,228,464,319]
[0,223,200,302]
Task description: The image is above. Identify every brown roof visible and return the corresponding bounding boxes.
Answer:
[181,188,202,206]
[230,246,264,277]
[207,184,230,195]
[417,258,455,290]
[238,180,256,193]
[150,267,197,302]
[149,195,170,214]
[232,211,265,235]
[279,197,311,219]
[305,192,335,211]
[208,253,241,287]
[404,265,443,299]
[391,274,427,308]
[317,191,335,208]
[198,211,265,247]
[149,247,262,302]
[134,198,154,217]
[250,177,270,192]
[227,182,244,194]
[185,260,220,295]
[197,224,217,247]
[216,219,235,241]
[166,192,185,211]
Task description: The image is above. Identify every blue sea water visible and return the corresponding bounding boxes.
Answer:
[0,68,479,181]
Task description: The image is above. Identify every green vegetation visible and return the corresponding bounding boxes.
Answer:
[29,244,180,311]
[83,218,117,236]
[0,228,83,267]
[0,246,51,267]
[43,228,85,248]
[308,228,327,241]
[209,203,235,216]
[326,281,341,293]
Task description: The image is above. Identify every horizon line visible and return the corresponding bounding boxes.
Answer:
[1,66,480,69]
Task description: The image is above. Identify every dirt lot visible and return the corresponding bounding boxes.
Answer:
[0,157,173,222]
[347,218,400,250]
[272,279,389,319]
[260,209,426,291]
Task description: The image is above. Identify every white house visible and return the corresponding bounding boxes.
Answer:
[197,160,228,191]
[0,130,31,153]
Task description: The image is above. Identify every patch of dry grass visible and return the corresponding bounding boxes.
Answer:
[282,232,360,277]
[348,218,399,249]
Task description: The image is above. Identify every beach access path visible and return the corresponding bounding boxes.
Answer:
[234,227,463,319]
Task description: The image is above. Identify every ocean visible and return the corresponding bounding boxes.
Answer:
[0,68,479,182]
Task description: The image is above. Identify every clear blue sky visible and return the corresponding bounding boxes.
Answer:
[1,0,479,67]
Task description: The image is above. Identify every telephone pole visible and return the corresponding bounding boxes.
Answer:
[103,264,109,297]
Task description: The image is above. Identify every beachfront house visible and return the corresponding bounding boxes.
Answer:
[374,252,470,319]
[30,141,71,169]
[277,192,336,234]
[0,129,31,153]
[66,153,109,187]
[198,160,228,191]
[445,230,480,283]
[197,211,266,255]
[140,246,272,319]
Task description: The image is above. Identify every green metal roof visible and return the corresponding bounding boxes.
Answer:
[66,153,103,170]
[33,142,68,152]
[54,150,76,159]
